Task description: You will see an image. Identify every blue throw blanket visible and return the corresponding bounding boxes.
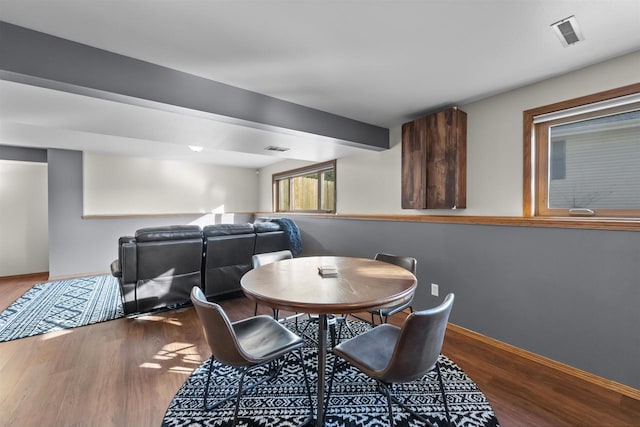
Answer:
[270,218,303,256]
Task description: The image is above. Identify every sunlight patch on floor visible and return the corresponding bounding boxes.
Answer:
[168,366,194,375]
[133,314,183,326]
[149,341,205,374]
[39,329,73,340]
[139,362,162,369]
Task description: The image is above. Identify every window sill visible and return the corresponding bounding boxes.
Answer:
[257,212,640,231]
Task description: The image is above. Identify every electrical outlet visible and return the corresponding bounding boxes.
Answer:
[431,283,439,297]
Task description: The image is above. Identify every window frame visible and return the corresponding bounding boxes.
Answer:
[272,160,336,213]
[523,83,640,219]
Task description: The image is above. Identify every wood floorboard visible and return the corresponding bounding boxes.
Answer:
[0,275,638,426]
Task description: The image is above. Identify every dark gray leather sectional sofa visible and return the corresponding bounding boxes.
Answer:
[110,221,292,314]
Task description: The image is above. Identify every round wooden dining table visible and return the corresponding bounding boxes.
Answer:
[240,255,417,426]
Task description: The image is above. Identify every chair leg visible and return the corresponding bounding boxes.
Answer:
[203,358,281,412]
[231,367,249,427]
[436,359,452,427]
[378,382,395,427]
[296,348,314,425]
[203,357,215,410]
[299,316,318,345]
[369,310,384,326]
[230,359,292,427]
[325,352,342,423]
[329,320,337,349]
[381,383,437,427]
[336,316,355,344]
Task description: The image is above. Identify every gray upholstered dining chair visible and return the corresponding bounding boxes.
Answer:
[190,286,312,426]
[327,293,455,427]
[369,253,417,325]
[251,249,293,319]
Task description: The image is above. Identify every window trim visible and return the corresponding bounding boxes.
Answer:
[272,160,336,213]
[523,82,640,219]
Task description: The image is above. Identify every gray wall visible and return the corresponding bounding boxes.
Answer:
[44,149,640,389]
[47,149,253,278]
[289,215,640,390]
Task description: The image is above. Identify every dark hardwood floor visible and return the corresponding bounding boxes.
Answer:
[0,274,638,426]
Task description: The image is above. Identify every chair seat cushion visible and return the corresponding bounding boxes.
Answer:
[233,315,303,362]
[333,324,400,378]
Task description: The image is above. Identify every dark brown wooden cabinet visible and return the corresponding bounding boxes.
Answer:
[401,107,467,209]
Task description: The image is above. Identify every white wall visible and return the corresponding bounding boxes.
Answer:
[0,160,48,276]
[462,50,640,216]
[258,50,640,215]
[83,153,259,215]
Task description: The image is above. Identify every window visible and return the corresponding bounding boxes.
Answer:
[550,140,566,180]
[524,83,640,218]
[273,160,336,213]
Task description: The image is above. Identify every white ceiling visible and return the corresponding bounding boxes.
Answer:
[1,0,639,167]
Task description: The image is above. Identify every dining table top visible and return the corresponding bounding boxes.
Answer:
[240,255,417,315]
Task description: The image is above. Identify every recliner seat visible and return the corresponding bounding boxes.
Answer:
[112,225,203,314]
[202,223,256,300]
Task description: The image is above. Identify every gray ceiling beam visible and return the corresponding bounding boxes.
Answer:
[0,144,47,162]
[0,21,388,150]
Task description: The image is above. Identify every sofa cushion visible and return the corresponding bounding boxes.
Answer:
[135,225,202,242]
[203,223,254,237]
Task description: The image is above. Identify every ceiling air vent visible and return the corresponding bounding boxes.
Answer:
[265,146,290,152]
[551,15,584,47]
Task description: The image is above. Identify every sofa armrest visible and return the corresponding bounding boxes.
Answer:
[118,236,135,246]
[120,242,137,284]
[110,259,122,278]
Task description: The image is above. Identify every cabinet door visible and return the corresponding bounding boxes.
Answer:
[401,119,427,209]
[401,107,466,210]
[425,108,466,209]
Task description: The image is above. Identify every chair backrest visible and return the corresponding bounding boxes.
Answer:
[252,249,293,269]
[190,286,251,367]
[381,293,454,383]
[374,253,417,275]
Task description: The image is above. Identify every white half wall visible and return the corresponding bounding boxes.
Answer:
[0,160,48,276]
[49,150,257,278]
[258,50,640,215]
[83,153,259,215]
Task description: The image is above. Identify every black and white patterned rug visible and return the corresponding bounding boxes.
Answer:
[0,274,124,342]
[163,320,500,427]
